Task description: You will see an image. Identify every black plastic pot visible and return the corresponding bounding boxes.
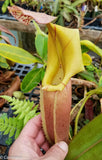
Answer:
[84,17,102,27]
[83,17,102,31]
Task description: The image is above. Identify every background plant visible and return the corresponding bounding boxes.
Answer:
[0,25,16,69]
[2,0,55,14]
[0,95,39,143]
[51,0,87,26]
[1,21,102,93]
[79,40,102,87]
[1,0,88,27]
[0,20,48,92]
[2,0,102,27]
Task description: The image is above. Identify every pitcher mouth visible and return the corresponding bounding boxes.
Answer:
[42,23,84,91]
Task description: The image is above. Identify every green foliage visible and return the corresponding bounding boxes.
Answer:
[2,0,54,14]
[33,20,48,62]
[0,21,47,92]
[78,70,98,84]
[20,21,47,93]
[0,43,42,64]
[13,91,25,100]
[83,119,90,125]
[71,0,87,7]
[0,25,14,69]
[1,0,87,26]
[53,0,59,15]
[35,34,48,61]
[0,56,10,69]
[99,76,102,87]
[0,20,47,92]
[2,0,10,13]
[21,67,45,93]
[79,63,102,86]
[81,45,89,54]
[5,138,13,145]
[66,113,102,160]
[2,0,23,13]
[0,113,8,120]
[86,64,102,78]
[74,86,102,135]
[80,40,102,86]
[52,0,87,26]
[86,64,96,72]
[0,116,23,139]
[0,95,40,139]
[81,40,102,57]
[57,15,64,26]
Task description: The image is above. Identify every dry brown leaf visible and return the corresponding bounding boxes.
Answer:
[0,24,16,43]
[0,76,20,108]
[0,35,11,44]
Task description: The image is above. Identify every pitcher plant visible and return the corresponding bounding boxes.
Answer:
[6,5,84,145]
[40,23,84,144]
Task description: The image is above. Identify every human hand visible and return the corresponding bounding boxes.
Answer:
[8,114,68,160]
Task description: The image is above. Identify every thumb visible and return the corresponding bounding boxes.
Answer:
[42,141,68,160]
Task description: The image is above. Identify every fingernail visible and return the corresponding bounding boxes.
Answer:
[57,141,68,153]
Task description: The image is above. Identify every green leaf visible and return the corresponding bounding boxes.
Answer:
[66,113,102,160]
[2,0,10,13]
[35,34,48,61]
[99,76,102,87]
[60,9,71,22]
[41,68,45,81]
[21,67,44,92]
[0,113,7,120]
[65,5,79,15]
[0,43,42,64]
[74,86,102,135]
[9,127,16,138]
[61,0,71,5]
[72,0,87,7]
[0,96,39,140]
[86,64,95,72]
[81,40,102,57]
[0,61,9,69]
[53,0,59,15]
[0,56,10,69]
[5,138,13,145]
[15,129,21,139]
[57,15,64,26]
[4,126,11,135]
[86,65,102,80]
[78,70,98,84]
[81,45,90,54]
[24,105,39,125]
[10,0,14,6]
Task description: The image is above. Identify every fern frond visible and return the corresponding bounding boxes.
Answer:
[24,105,39,125]
[0,114,23,139]
[0,95,34,112]
[0,95,40,139]
[0,95,35,118]
[0,95,40,129]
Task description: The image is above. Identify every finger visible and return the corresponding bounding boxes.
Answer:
[20,114,42,138]
[41,141,49,152]
[42,141,68,160]
[35,129,46,146]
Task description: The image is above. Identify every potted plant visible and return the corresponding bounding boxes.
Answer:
[1,5,102,159]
